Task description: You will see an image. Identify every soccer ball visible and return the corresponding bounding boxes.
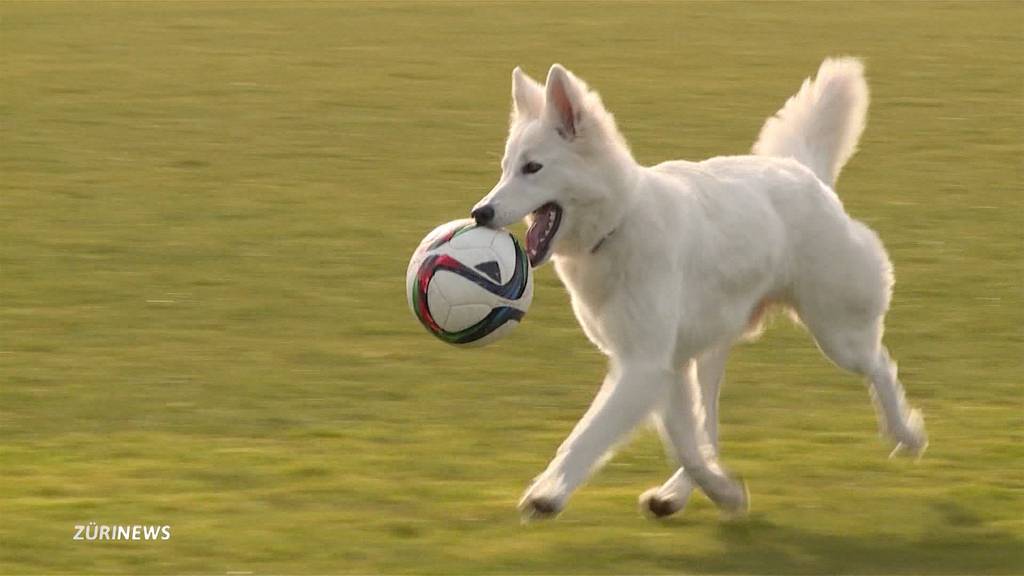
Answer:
[406,219,533,347]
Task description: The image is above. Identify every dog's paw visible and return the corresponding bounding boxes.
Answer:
[889,408,928,460]
[518,495,563,522]
[639,487,684,519]
[518,475,567,523]
[689,468,750,518]
[714,475,750,519]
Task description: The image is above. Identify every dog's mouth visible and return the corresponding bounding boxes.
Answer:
[525,202,563,268]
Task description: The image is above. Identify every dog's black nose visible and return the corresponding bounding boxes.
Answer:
[471,205,495,227]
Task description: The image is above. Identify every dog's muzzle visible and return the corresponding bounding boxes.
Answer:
[471,205,495,227]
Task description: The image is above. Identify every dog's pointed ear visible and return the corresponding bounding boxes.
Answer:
[544,64,584,140]
[511,66,543,122]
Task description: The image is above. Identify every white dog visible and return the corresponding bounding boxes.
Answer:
[471,58,928,521]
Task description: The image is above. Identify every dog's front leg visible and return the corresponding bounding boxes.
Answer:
[646,360,748,517]
[518,361,671,521]
[641,344,730,518]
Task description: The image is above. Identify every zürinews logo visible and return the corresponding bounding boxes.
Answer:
[73,523,171,541]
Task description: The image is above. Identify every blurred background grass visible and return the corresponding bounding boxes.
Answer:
[1,1,1022,574]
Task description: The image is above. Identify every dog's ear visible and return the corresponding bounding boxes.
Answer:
[511,67,543,122]
[544,64,585,140]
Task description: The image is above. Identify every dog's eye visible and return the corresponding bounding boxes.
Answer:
[521,162,543,175]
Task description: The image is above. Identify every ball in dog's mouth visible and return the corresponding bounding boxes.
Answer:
[526,202,563,268]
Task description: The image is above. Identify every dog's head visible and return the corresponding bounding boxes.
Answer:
[472,64,633,267]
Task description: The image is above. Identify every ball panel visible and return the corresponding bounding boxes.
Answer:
[435,246,499,271]
[487,233,532,303]
[448,226,500,250]
[429,254,519,301]
[423,218,475,251]
[507,268,534,313]
[437,306,525,346]
[456,316,520,348]
[490,232,516,284]
[444,303,492,332]
[409,255,442,334]
[432,269,499,310]
[426,280,451,329]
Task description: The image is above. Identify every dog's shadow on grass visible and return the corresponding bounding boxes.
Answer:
[655,501,1024,574]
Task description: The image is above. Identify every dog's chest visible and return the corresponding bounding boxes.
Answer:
[553,255,622,353]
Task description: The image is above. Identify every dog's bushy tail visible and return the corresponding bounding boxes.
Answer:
[753,57,869,188]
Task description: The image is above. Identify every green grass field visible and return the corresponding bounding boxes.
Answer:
[2,1,1022,573]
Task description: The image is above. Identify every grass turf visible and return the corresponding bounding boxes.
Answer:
[1,1,1022,573]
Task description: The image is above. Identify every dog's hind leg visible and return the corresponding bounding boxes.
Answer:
[802,306,928,458]
[793,219,927,458]
[640,345,732,518]
[869,346,928,458]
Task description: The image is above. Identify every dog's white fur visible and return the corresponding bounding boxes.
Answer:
[473,58,928,521]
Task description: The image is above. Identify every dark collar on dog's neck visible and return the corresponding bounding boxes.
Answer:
[590,227,617,255]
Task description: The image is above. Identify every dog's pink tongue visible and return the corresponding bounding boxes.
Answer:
[526,219,543,256]
[526,204,555,264]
